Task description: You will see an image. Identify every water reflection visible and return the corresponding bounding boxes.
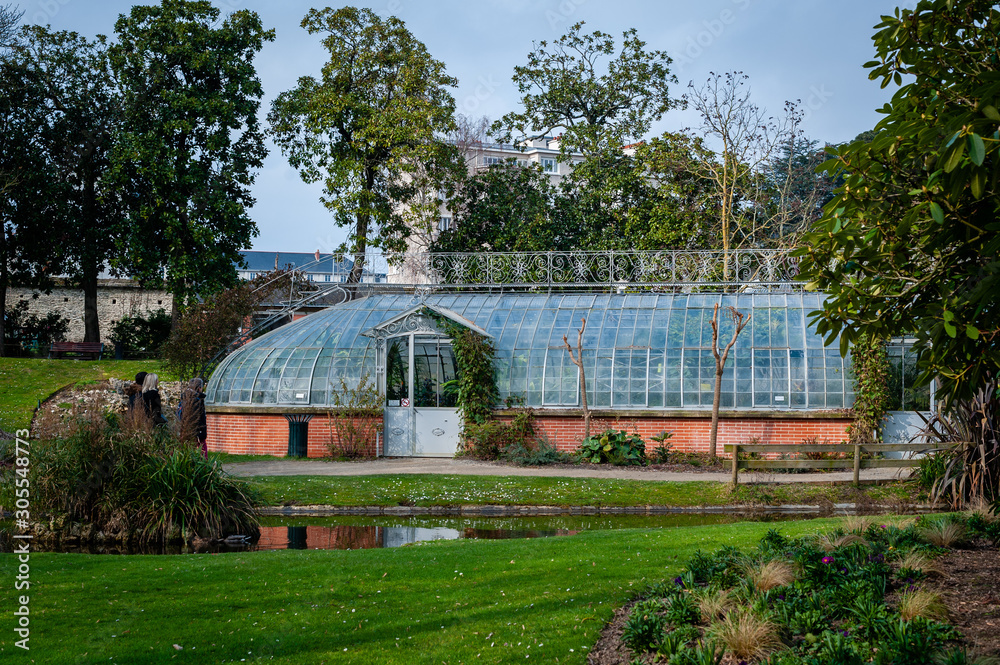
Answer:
[0,510,931,554]
[254,523,581,551]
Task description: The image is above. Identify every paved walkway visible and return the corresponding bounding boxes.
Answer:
[224,458,908,484]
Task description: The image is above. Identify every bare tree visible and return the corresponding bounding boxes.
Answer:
[0,4,22,49]
[563,317,591,440]
[684,72,799,269]
[449,113,491,173]
[708,303,751,460]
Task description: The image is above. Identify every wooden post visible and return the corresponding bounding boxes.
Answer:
[731,444,740,486]
[853,444,861,486]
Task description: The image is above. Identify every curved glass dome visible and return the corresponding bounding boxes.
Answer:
[206,292,853,410]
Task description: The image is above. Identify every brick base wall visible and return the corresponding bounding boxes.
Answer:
[499,415,852,453]
[207,410,851,458]
[207,412,379,458]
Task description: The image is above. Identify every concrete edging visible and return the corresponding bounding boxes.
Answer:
[258,503,940,517]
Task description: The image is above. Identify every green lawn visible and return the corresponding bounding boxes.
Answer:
[0,516,876,664]
[0,358,176,432]
[248,473,924,508]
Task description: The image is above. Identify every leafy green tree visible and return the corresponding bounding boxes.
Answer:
[797,0,1000,405]
[0,26,66,355]
[110,0,273,319]
[268,7,461,283]
[492,22,677,159]
[557,134,715,251]
[9,27,122,343]
[431,160,564,252]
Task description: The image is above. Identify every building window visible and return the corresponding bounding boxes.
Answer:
[438,216,454,232]
[516,159,529,168]
[541,158,557,173]
[482,156,503,166]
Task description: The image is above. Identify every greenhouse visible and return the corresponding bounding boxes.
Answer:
[205,290,874,458]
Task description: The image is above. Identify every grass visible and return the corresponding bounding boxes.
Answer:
[0,516,854,664]
[246,473,925,508]
[0,358,176,432]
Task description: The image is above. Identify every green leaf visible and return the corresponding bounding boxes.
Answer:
[942,142,965,172]
[983,105,1000,121]
[929,202,944,224]
[943,310,955,322]
[971,170,986,199]
[944,322,957,338]
[968,134,986,166]
[965,324,980,340]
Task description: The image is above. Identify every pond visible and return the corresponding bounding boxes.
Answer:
[0,510,926,555]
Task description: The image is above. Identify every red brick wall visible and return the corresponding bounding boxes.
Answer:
[207,412,380,458]
[207,411,850,458]
[495,414,852,454]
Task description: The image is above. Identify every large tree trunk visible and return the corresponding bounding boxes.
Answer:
[82,253,100,343]
[0,275,7,358]
[81,171,101,342]
[347,168,375,294]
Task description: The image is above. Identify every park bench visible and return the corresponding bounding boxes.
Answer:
[49,341,105,360]
[724,441,957,486]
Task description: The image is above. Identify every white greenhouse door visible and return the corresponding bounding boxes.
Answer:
[881,344,934,456]
[382,335,461,457]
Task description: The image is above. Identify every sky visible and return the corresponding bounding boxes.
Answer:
[25,0,916,253]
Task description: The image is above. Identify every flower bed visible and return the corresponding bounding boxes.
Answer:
[591,509,1000,664]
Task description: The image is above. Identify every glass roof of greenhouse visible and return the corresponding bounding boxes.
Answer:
[206,292,853,411]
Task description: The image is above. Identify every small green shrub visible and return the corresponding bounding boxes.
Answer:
[328,375,381,459]
[578,429,646,466]
[501,435,567,466]
[665,594,701,626]
[655,625,700,660]
[2,300,69,356]
[459,407,537,461]
[109,308,172,358]
[650,430,674,463]
[622,599,666,653]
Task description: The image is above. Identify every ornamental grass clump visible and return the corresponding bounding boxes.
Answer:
[919,519,968,548]
[29,405,259,542]
[898,590,949,622]
[708,609,781,662]
[746,559,797,593]
[897,551,944,579]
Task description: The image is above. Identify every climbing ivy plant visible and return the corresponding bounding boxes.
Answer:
[428,311,499,426]
[848,334,892,444]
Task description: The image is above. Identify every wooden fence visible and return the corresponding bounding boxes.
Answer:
[724,442,956,486]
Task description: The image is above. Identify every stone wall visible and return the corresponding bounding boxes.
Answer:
[8,280,172,344]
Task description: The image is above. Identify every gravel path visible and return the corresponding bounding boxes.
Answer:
[224,457,907,484]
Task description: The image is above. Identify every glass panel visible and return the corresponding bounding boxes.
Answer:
[413,341,440,407]
[386,337,409,403]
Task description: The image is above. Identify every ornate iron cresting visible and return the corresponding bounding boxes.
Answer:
[318,249,802,290]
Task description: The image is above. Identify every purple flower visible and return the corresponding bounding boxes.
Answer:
[879,525,887,529]
[673,576,683,586]
[821,556,834,565]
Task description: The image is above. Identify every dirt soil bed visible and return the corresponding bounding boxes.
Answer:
[587,541,1000,664]
[924,543,1000,657]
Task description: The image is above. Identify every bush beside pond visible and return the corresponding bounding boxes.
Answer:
[8,407,259,545]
